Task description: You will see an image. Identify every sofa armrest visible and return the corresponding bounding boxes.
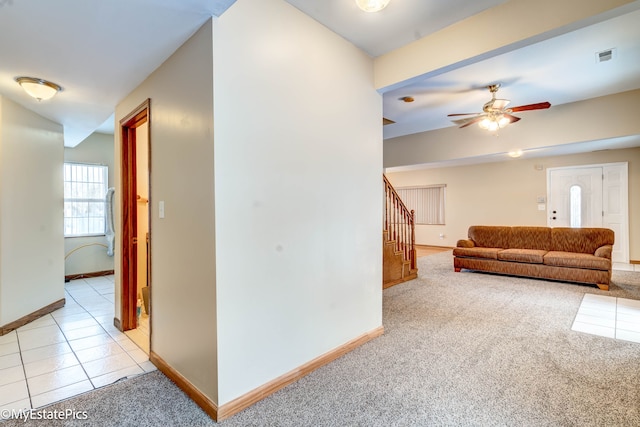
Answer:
[457,239,475,248]
[595,245,613,259]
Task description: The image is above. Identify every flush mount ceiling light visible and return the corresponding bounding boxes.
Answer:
[15,77,62,101]
[355,0,391,12]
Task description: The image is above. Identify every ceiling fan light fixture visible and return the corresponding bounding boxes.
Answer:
[479,113,510,131]
[498,115,510,128]
[355,0,391,13]
[15,76,62,101]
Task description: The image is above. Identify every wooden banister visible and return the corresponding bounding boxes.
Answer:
[383,175,416,271]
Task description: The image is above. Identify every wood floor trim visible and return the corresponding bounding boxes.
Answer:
[0,298,65,336]
[64,269,115,281]
[217,325,384,421]
[149,326,383,422]
[149,351,219,420]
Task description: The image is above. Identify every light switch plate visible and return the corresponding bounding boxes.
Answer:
[538,203,546,211]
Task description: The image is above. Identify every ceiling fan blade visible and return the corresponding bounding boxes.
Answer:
[503,113,521,124]
[458,116,486,128]
[492,99,510,110]
[510,102,551,112]
[448,112,481,117]
[451,114,483,126]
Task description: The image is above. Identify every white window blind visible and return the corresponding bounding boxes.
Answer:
[64,163,108,237]
[396,185,446,225]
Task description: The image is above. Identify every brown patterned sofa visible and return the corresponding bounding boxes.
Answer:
[453,226,614,290]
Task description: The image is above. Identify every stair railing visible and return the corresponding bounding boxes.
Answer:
[383,175,416,270]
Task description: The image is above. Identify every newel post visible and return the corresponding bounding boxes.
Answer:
[410,209,416,270]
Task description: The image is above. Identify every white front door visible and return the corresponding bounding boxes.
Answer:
[548,167,603,228]
[547,163,629,263]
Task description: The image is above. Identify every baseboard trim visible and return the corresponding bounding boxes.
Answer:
[149,351,218,420]
[113,317,122,332]
[148,326,384,422]
[415,244,454,250]
[217,325,384,421]
[64,269,114,281]
[0,298,65,336]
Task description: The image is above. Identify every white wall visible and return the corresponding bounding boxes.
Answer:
[213,0,383,405]
[115,21,218,401]
[0,97,64,326]
[385,147,640,260]
[63,132,115,276]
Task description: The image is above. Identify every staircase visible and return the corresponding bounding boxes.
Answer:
[383,175,417,288]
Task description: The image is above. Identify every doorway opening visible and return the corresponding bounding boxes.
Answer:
[119,99,151,353]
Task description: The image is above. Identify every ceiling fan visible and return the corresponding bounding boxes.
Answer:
[448,84,551,131]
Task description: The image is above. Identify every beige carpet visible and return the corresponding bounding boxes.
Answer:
[4,251,640,426]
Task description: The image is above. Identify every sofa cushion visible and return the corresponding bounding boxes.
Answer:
[551,228,615,254]
[468,226,510,249]
[543,251,611,271]
[509,227,551,250]
[497,249,547,264]
[453,247,501,260]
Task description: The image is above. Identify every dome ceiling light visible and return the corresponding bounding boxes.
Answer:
[15,77,62,101]
[355,0,391,13]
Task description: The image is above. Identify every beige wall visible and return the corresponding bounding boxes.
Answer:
[213,0,382,405]
[135,123,149,304]
[114,21,217,400]
[386,147,640,260]
[0,97,64,325]
[384,89,640,169]
[374,0,636,90]
[63,132,115,276]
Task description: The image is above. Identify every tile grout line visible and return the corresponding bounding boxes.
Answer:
[50,285,98,398]
[14,327,33,411]
[64,278,151,386]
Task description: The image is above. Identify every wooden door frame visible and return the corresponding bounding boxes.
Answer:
[119,99,151,331]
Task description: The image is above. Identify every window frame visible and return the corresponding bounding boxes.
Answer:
[63,162,109,238]
[396,184,446,225]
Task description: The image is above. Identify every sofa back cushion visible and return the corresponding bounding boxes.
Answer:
[551,227,614,254]
[509,227,551,250]
[468,226,510,248]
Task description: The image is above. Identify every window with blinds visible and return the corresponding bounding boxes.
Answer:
[396,185,446,225]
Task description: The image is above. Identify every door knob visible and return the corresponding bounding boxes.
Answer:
[551,216,556,220]
[552,210,557,214]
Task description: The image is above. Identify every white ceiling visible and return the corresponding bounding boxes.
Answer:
[1,0,640,161]
[0,0,235,147]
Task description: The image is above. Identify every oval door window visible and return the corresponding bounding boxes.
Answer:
[570,185,582,228]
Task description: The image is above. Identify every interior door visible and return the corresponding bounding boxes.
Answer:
[548,167,603,228]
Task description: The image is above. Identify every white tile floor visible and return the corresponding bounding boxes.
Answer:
[572,293,640,343]
[0,275,154,415]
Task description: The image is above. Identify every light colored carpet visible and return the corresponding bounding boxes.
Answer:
[5,251,640,426]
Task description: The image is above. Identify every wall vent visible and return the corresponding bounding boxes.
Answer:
[596,48,616,63]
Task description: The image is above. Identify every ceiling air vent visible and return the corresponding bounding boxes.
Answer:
[596,48,616,63]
